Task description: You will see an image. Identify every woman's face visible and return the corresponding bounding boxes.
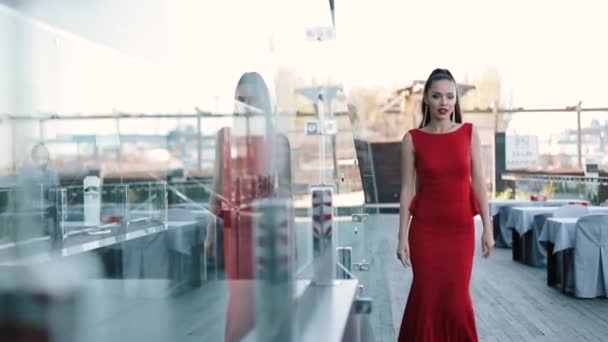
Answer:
[425,79,457,122]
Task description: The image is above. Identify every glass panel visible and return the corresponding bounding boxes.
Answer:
[0,1,371,341]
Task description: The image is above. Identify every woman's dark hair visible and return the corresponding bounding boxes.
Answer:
[419,68,462,128]
[235,71,272,114]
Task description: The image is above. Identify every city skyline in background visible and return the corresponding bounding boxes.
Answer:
[1,0,607,169]
[331,0,608,138]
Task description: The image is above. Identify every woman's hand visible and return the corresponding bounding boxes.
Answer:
[397,239,411,268]
[481,229,494,259]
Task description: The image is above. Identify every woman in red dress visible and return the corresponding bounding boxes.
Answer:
[397,68,494,342]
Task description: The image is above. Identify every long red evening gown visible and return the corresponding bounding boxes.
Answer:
[398,122,480,342]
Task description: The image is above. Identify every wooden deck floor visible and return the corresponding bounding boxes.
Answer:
[78,213,607,342]
[365,214,608,342]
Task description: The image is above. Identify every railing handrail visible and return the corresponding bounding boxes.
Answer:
[502,173,608,183]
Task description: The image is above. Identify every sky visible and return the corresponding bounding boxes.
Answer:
[333,0,608,107]
[3,0,607,133]
[312,0,608,137]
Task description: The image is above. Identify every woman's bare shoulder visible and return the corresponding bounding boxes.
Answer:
[402,131,415,153]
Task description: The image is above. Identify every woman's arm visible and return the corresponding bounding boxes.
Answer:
[397,132,416,267]
[470,125,494,257]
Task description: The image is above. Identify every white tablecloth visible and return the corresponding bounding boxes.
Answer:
[490,199,588,248]
[490,200,533,217]
[539,211,608,254]
[539,218,578,254]
[506,207,559,235]
[488,199,587,217]
[505,206,608,236]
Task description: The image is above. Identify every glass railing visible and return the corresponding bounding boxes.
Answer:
[501,173,608,205]
[0,181,213,264]
[0,0,371,341]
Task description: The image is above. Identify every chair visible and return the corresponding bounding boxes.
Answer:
[553,204,589,218]
[573,214,608,298]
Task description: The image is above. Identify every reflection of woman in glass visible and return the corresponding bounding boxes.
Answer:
[234,72,272,117]
[19,143,60,206]
[206,71,292,342]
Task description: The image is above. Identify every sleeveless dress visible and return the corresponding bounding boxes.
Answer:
[398,123,480,342]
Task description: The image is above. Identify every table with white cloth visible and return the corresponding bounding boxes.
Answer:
[489,199,588,216]
[504,206,559,263]
[489,199,587,248]
[510,206,608,238]
[539,217,580,292]
[539,218,578,253]
[505,206,608,265]
[539,214,608,293]
[490,200,540,248]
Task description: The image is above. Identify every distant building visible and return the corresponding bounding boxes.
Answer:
[506,135,539,170]
[547,119,608,170]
